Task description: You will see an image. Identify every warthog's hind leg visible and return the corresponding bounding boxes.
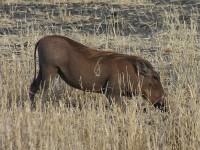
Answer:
[30,69,42,110]
[30,66,57,110]
[40,66,57,109]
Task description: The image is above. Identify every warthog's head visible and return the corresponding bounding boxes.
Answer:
[135,61,165,110]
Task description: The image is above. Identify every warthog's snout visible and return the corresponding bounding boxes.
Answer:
[153,94,167,112]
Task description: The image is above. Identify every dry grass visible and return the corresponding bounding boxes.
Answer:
[0,1,200,150]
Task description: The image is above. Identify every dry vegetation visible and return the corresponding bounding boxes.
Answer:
[0,0,200,150]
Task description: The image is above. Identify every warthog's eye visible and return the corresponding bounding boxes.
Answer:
[153,75,160,81]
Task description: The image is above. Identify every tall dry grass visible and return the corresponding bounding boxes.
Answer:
[0,1,200,150]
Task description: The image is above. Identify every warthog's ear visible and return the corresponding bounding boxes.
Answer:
[135,61,147,76]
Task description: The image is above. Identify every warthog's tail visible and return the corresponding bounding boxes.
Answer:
[33,40,40,80]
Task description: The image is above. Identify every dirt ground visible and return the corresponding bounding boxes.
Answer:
[0,1,199,36]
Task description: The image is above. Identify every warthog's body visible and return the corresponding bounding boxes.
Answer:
[30,35,165,109]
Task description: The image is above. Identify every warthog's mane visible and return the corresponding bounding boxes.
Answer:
[55,35,153,69]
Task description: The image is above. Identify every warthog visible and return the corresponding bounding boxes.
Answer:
[30,35,165,110]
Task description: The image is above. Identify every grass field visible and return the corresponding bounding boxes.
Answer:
[0,0,200,149]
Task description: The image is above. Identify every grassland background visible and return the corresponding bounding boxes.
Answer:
[0,0,200,149]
